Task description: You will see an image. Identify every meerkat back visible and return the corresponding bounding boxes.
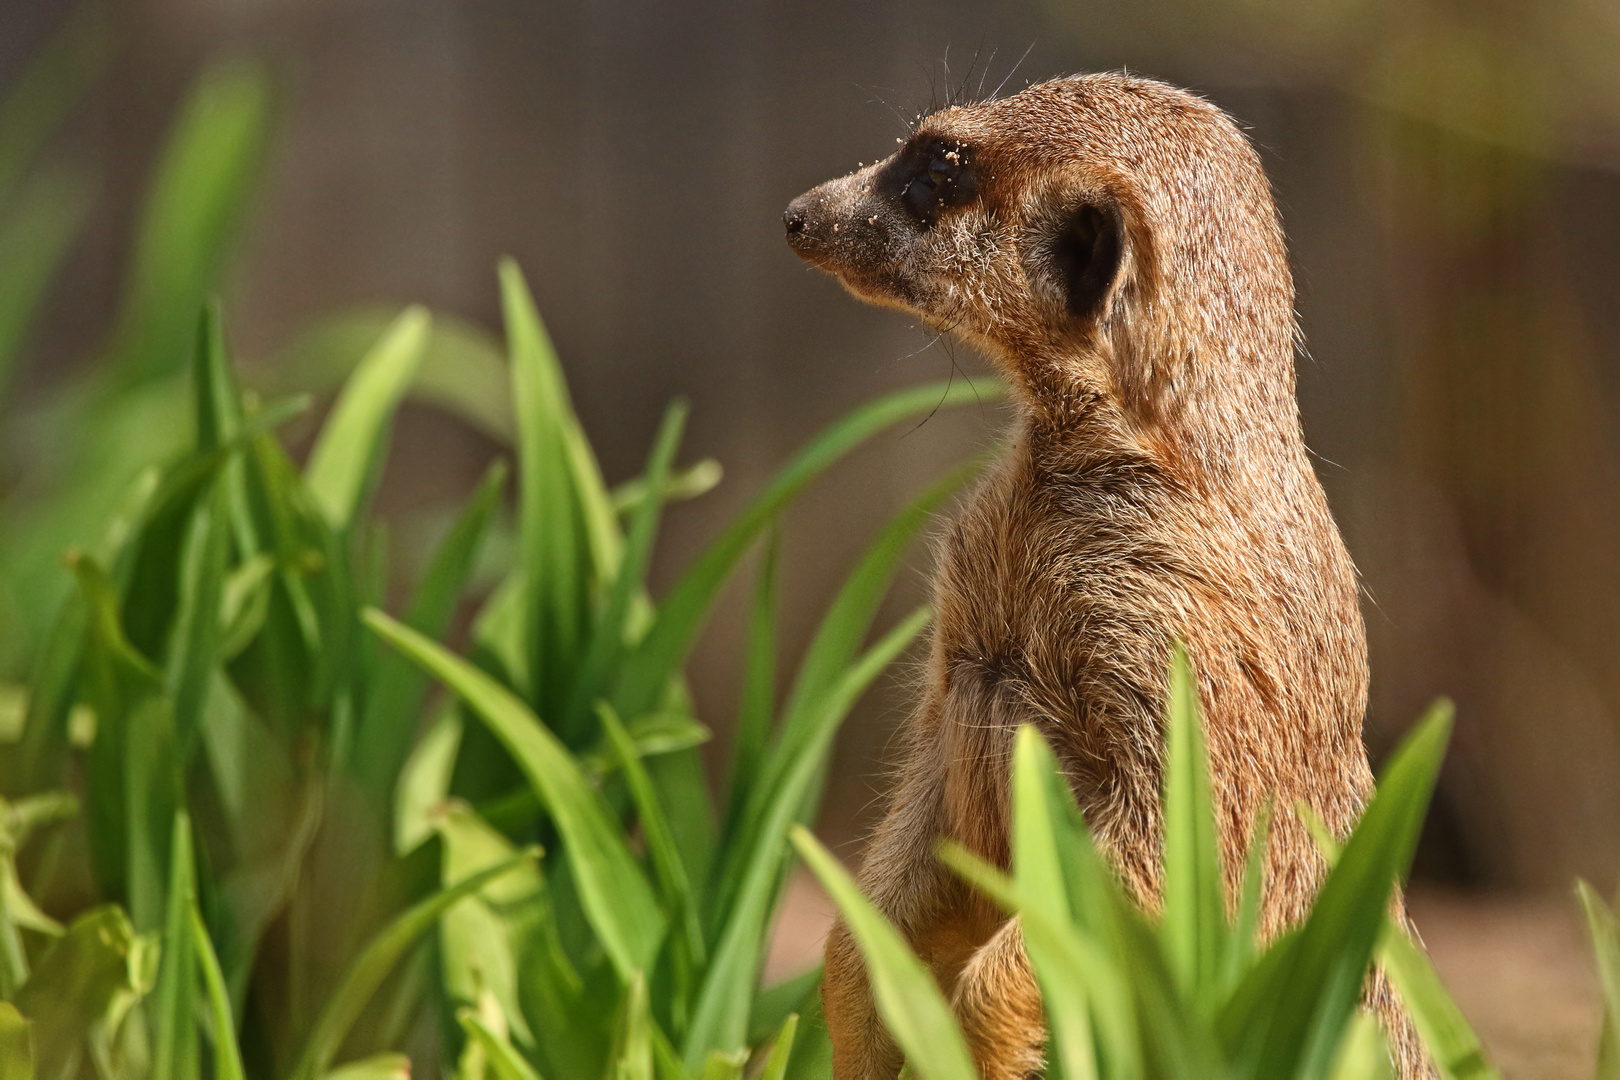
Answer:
[783,73,1429,1080]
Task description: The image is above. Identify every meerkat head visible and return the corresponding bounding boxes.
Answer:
[785,73,1299,432]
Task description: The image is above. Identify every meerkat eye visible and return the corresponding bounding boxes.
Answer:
[896,141,976,224]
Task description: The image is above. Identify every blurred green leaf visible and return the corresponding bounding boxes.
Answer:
[698,1049,747,1080]
[759,1013,799,1080]
[502,260,609,724]
[0,167,94,403]
[268,307,516,444]
[790,827,975,1080]
[1008,726,1100,1080]
[612,459,722,516]
[14,906,137,1080]
[1223,701,1452,1080]
[599,702,703,961]
[1580,881,1620,1080]
[288,849,537,1080]
[113,58,273,383]
[1224,801,1273,995]
[357,459,505,803]
[581,711,711,778]
[612,377,1001,721]
[1378,920,1498,1080]
[434,802,546,1046]
[1327,1011,1393,1080]
[609,970,654,1080]
[164,487,228,758]
[151,813,198,1080]
[749,967,818,1047]
[459,1009,544,1080]
[1161,642,1224,1008]
[0,1002,32,1080]
[779,984,831,1080]
[395,708,463,854]
[564,399,687,733]
[0,5,111,204]
[323,1053,411,1080]
[304,306,430,532]
[723,532,778,842]
[363,608,665,980]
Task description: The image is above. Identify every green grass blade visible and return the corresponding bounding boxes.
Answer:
[790,827,976,1080]
[1011,726,1072,925]
[1580,881,1620,1080]
[497,259,622,589]
[394,708,463,854]
[288,850,538,1080]
[152,812,198,1080]
[1005,727,1102,1080]
[0,1001,32,1080]
[164,484,228,758]
[723,532,779,839]
[698,1051,747,1080]
[1223,801,1273,993]
[304,306,431,531]
[14,906,137,1080]
[460,1010,546,1080]
[503,261,589,719]
[750,967,819,1046]
[759,1014,801,1080]
[1377,920,1500,1080]
[612,378,1001,720]
[1160,643,1224,1005]
[683,608,930,1072]
[356,461,505,801]
[599,703,704,964]
[193,299,242,451]
[363,608,665,978]
[613,459,722,514]
[13,592,85,792]
[564,399,688,732]
[323,1054,411,1080]
[435,803,546,1046]
[1327,1011,1393,1080]
[113,57,274,383]
[611,971,655,1080]
[1225,701,1452,1080]
[192,906,246,1080]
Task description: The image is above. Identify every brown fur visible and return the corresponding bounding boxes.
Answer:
[784,73,1431,1078]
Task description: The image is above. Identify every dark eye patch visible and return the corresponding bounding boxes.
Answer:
[883,140,977,224]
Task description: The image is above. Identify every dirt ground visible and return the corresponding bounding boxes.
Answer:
[764,873,1604,1079]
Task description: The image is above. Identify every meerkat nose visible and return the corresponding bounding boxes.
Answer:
[783,202,808,236]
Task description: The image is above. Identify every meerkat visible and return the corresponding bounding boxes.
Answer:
[783,73,1429,1079]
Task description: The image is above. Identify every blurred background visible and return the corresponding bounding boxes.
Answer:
[3,0,1619,1074]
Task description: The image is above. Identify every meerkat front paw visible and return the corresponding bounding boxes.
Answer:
[949,920,1046,1080]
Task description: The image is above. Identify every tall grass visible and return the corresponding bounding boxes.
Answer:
[0,260,995,1080]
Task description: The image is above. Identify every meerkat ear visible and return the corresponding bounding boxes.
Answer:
[1050,203,1124,322]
